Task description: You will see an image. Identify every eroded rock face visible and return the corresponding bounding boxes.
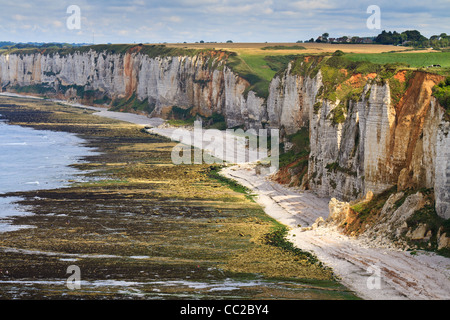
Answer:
[326,191,449,250]
[434,112,450,219]
[267,64,314,135]
[0,50,267,130]
[273,67,449,219]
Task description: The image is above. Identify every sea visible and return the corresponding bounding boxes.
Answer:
[0,116,95,232]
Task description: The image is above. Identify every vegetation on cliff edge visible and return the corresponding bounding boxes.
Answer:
[272,127,310,188]
[290,52,415,106]
[432,76,450,119]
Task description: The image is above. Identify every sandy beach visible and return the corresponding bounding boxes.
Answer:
[221,164,450,300]
[2,93,449,300]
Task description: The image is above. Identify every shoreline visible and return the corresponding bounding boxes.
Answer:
[2,92,450,300]
[0,95,351,300]
[0,117,97,233]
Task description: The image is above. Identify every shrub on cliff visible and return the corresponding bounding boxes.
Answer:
[432,76,450,117]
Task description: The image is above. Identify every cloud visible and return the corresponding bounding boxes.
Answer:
[0,0,448,43]
[12,14,27,21]
[290,0,336,10]
[52,20,64,28]
[167,16,182,23]
[205,0,274,15]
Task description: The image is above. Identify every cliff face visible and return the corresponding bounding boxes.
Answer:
[0,49,448,219]
[269,63,449,219]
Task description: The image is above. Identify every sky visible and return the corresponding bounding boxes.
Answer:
[0,0,449,44]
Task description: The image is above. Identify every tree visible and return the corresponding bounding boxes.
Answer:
[375,30,404,45]
[322,33,329,42]
[401,33,407,44]
[402,30,426,42]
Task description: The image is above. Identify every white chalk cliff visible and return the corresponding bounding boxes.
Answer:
[0,48,448,219]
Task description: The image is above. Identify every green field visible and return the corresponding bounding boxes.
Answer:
[226,53,302,98]
[345,51,450,68]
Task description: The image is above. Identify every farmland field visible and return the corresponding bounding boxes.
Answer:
[345,51,450,68]
[167,42,413,81]
[166,42,410,55]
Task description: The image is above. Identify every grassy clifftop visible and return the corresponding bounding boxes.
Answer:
[289,51,450,116]
[226,53,301,98]
[0,43,219,58]
[3,43,450,105]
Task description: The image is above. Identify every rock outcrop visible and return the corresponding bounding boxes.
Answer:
[326,190,450,251]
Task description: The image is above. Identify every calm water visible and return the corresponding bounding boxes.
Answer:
[0,117,96,232]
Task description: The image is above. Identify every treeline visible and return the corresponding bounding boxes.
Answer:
[306,30,449,49]
[375,30,449,48]
[0,42,90,50]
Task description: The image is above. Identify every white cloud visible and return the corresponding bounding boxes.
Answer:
[202,0,274,15]
[291,0,336,10]
[12,14,27,21]
[167,16,182,23]
[52,20,64,28]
